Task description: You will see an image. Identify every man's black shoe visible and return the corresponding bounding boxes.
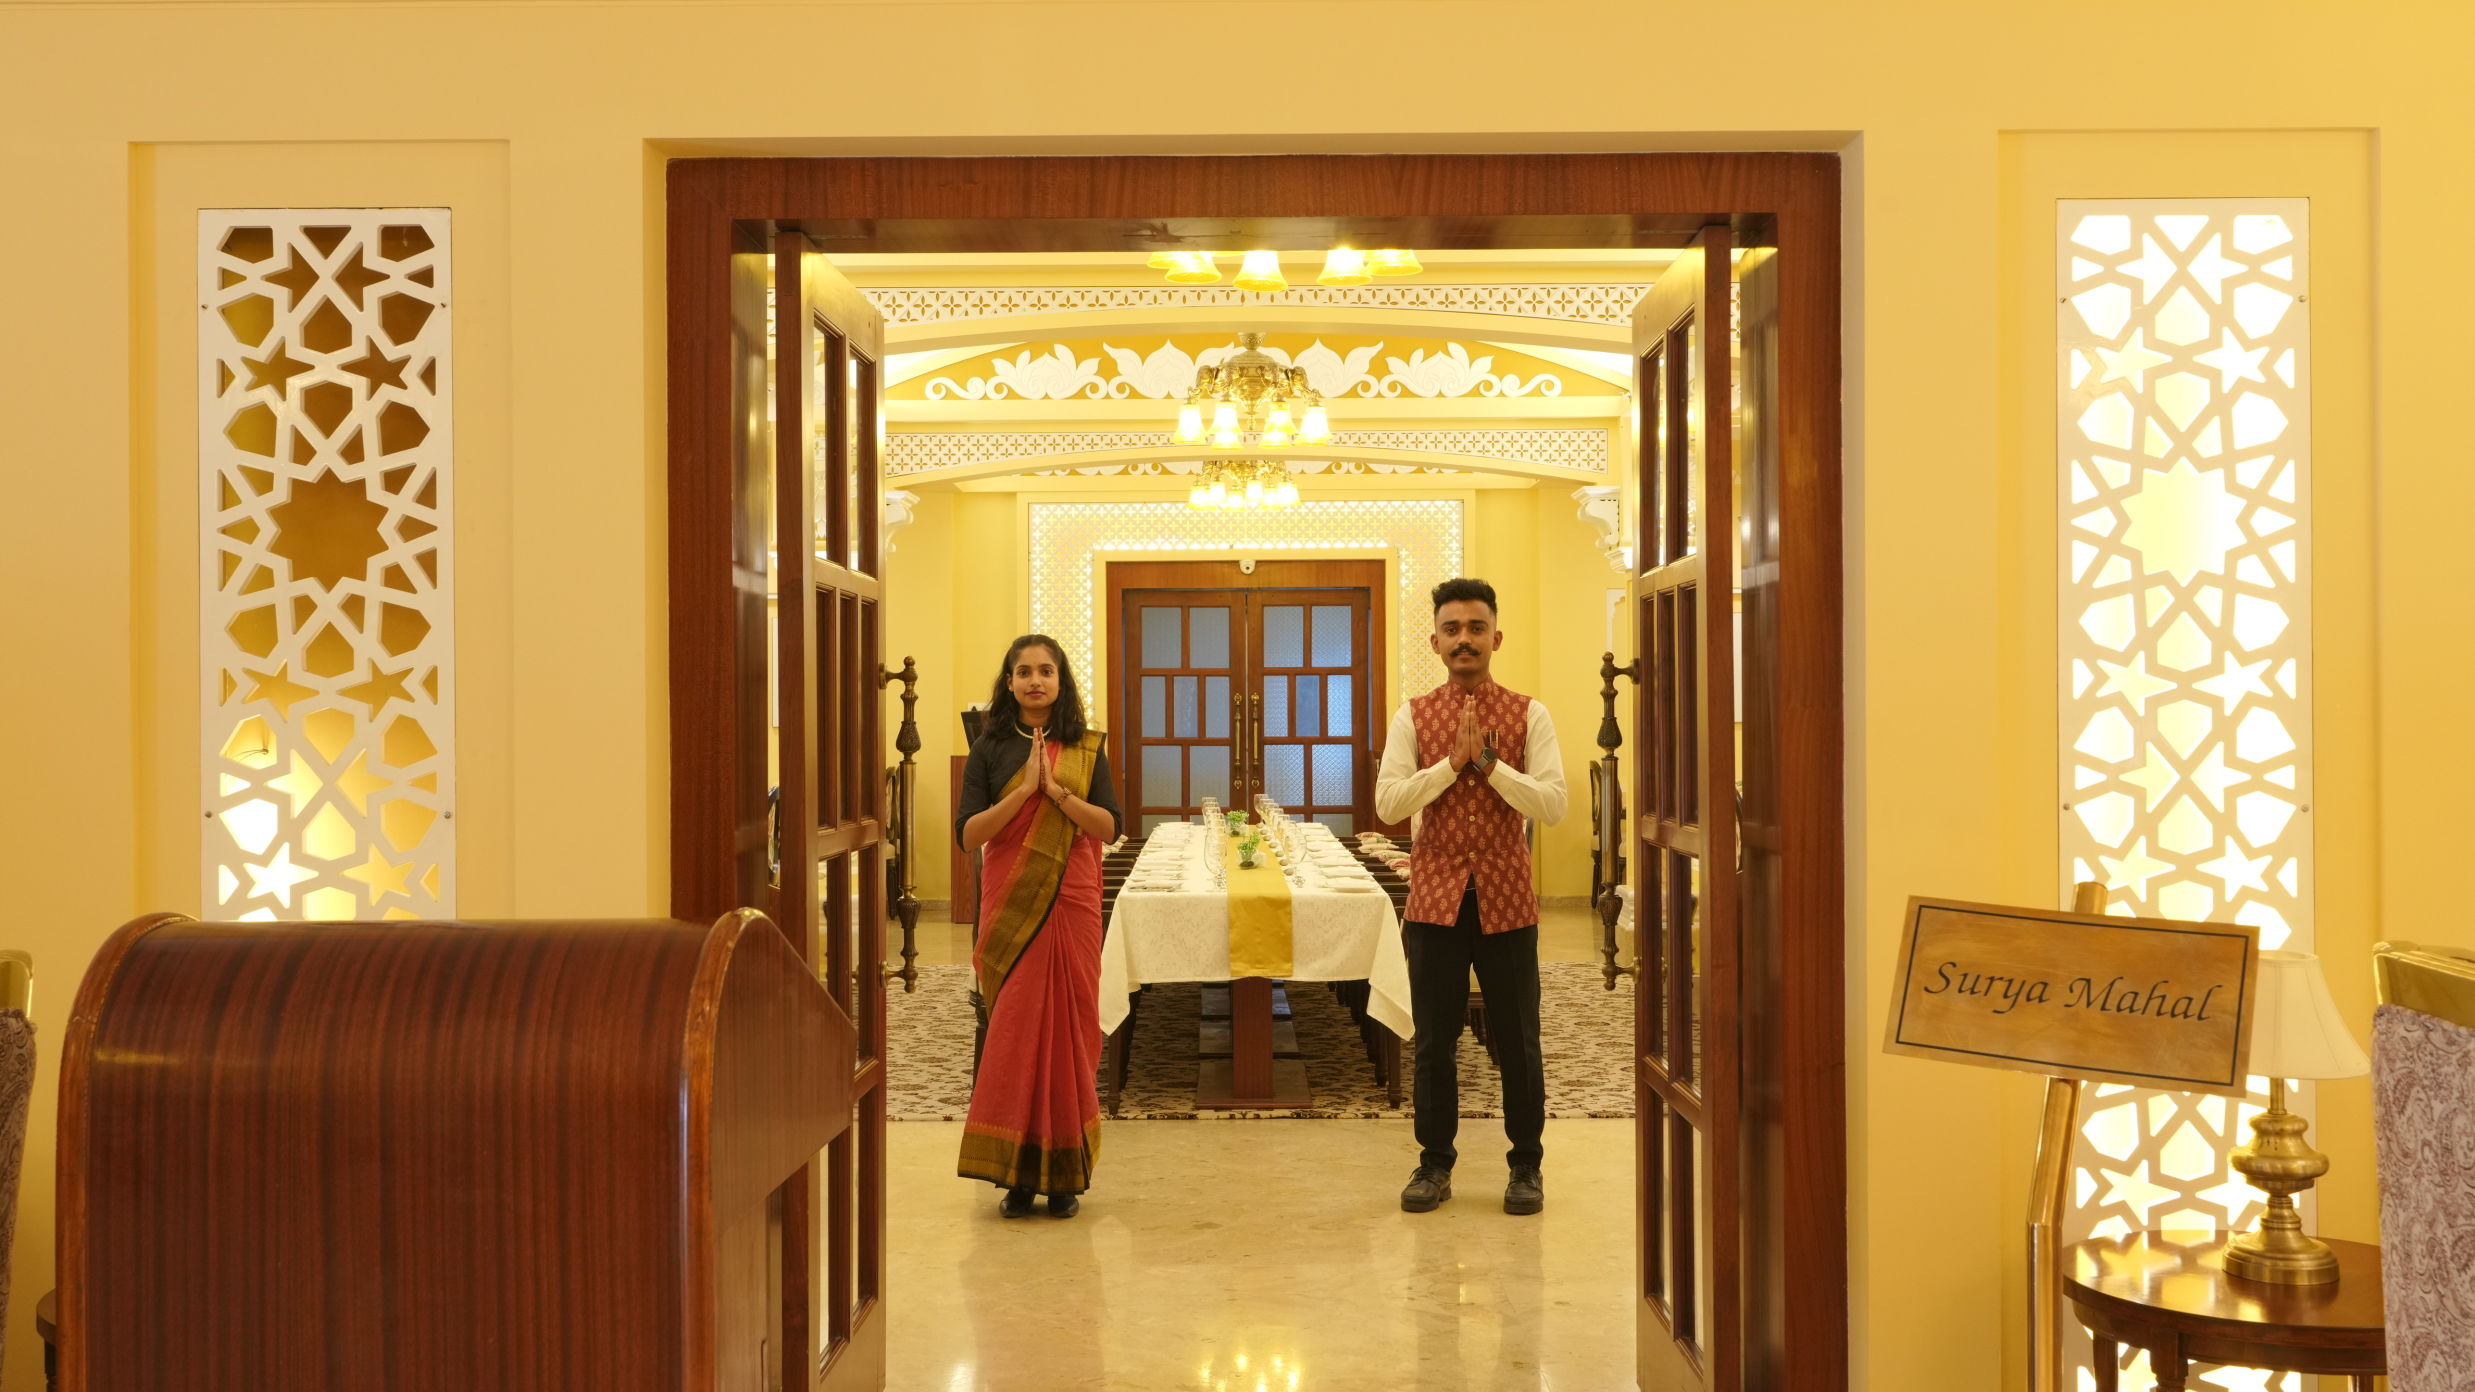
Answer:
[1046,1192,1081,1219]
[1504,1166,1544,1215]
[998,1187,1035,1218]
[1400,1166,1453,1212]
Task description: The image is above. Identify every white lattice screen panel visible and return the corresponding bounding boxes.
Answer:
[2058,200,2309,1391]
[1026,500,1464,725]
[201,210,454,921]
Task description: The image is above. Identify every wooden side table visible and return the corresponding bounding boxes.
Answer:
[2063,1230,2385,1391]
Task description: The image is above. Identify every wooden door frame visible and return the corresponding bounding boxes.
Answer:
[1105,558,1387,828]
[665,152,1845,1392]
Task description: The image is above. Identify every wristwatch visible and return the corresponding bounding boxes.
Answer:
[1478,746,1498,771]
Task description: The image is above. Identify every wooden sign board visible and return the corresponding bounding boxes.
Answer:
[1884,897,2260,1095]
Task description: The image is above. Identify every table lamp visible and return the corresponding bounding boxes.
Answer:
[2223,948,2370,1286]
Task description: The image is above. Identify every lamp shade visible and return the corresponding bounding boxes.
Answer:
[1234,249,1288,293]
[2248,949,2370,1080]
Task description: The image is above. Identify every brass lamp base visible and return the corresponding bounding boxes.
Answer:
[2222,1078,2341,1286]
[2224,1221,2339,1285]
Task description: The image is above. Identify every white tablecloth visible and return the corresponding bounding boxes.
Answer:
[1098,821,1413,1037]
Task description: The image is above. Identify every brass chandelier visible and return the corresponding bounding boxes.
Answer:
[1171,333,1334,451]
[1187,458,1300,512]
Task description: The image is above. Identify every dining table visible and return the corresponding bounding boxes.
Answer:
[1100,818,1414,1108]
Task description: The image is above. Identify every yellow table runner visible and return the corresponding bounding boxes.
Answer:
[1220,832,1295,978]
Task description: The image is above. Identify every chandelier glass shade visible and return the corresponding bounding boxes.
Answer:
[1171,332,1334,452]
[1186,457,1301,511]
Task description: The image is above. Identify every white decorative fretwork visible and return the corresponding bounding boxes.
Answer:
[865,283,1658,328]
[920,337,1578,404]
[1027,500,1464,721]
[1571,485,1631,571]
[887,427,1607,477]
[201,210,455,922]
[2059,200,2310,1392]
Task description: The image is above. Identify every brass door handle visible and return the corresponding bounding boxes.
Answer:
[1250,691,1264,802]
[1231,687,1248,802]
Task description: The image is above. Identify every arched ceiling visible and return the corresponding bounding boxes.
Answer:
[840,250,1667,489]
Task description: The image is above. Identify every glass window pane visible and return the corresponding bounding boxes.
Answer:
[1264,744,1306,806]
[1263,679,1289,738]
[1189,745,1231,805]
[1311,744,1352,807]
[1140,813,1179,836]
[1264,605,1305,668]
[1315,812,1355,836]
[1173,676,1199,738]
[1141,606,1181,669]
[1311,605,1352,667]
[1296,675,1322,738]
[1206,676,1229,738]
[1141,745,1182,808]
[1326,674,1354,739]
[1189,606,1231,669]
[1141,676,1166,739]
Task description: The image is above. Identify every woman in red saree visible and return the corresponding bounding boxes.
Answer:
[955,634,1122,1218]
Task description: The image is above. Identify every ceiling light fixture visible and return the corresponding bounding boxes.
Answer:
[1233,250,1288,294]
[1317,248,1371,286]
[1171,332,1333,452]
[1186,457,1301,512]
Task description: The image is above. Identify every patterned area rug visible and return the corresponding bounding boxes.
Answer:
[886,962,1634,1121]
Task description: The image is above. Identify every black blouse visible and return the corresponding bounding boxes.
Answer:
[953,728,1123,848]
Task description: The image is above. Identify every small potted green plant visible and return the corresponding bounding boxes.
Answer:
[1237,829,1263,868]
[1225,809,1247,838]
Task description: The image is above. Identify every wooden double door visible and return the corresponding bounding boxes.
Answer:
[1106,559,1384,837]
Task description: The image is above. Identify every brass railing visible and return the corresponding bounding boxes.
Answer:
[1593,651,1640,991]
[879,657,924,992]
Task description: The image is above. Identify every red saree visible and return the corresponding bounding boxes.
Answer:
[958,732,1106,1194]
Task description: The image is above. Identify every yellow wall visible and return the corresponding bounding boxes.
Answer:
[3,3,2464,1387]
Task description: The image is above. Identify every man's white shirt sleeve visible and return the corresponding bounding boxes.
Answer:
[1486,699,1568,826]
[1374,704,1457,824]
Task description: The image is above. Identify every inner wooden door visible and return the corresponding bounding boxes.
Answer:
[1108,559,1382,836]
[1632,224,1742,1392]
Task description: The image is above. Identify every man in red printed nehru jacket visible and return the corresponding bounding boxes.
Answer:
[1375,576,1567,1216]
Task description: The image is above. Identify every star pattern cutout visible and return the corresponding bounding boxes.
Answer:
[243,843,320,907]
[205,215,452,925]
[2061,196,2307,1392]
[2095,330,2172,390]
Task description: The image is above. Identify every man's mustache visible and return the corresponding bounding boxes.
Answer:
[1450,644,1480,657]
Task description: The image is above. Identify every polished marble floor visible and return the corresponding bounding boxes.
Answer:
[885,1117,1637,1392]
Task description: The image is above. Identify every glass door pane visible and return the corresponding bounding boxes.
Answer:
[1123,591,1246,831]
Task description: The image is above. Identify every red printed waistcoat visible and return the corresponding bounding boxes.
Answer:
[1403,678,1538,933]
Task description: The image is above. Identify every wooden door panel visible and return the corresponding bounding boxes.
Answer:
[1104,559,1384,834]
[1633,224,1739,1392]
[774,235,888,1392]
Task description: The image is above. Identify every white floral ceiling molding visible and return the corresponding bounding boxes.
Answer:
[864,283,1658,328]
[896,336,1621,403]
[2057,198,2311,1392]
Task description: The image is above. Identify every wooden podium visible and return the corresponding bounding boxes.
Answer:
[55,910,853,1392]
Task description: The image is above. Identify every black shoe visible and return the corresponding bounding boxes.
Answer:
[998,1187,1035,1219]
[1400,1166,1453,1212]
[1504,1166,1544,1215]
[1046,1192,1081,1219]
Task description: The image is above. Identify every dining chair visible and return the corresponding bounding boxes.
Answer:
[2371,940,2475,1391]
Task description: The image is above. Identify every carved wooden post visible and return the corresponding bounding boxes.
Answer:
[1596,650,1641,991]
[879,657,923,992]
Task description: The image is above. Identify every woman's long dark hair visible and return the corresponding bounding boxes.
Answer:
[984,633,1089,745]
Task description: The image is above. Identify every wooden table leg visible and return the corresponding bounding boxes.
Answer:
[2092,1337,2118,1392]
[2153,1344,2187,1392]
[1194,976,1309,1108]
